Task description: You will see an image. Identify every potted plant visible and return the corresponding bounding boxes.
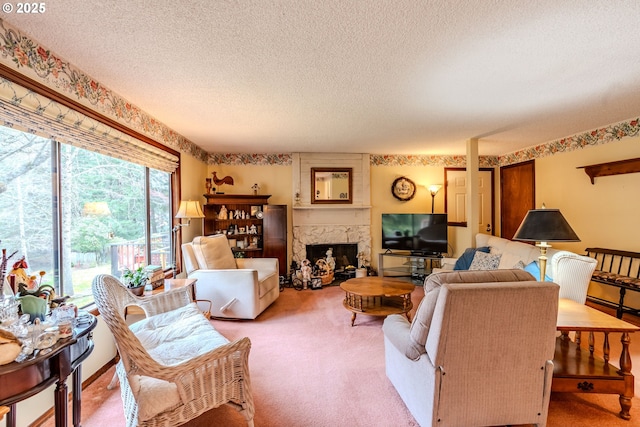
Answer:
[122,267,147,296]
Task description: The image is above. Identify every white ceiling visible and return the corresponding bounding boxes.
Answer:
[5,0,640,156]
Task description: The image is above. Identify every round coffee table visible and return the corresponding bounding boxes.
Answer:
[340,276,415,326]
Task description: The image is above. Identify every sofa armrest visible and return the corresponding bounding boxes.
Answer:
[136,287,194,317]
[440,257,458,270]
[236,257,279,273]
[383,314,424,359]
[431,257,458,274]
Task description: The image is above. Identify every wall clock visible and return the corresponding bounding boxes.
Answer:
[391,176,416,201]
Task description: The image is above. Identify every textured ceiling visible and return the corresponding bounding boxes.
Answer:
[4,0,640,155]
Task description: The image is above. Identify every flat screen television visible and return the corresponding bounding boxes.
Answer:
[381,213,448,255]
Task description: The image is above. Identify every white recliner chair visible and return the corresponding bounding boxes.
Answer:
[182,235,280,319]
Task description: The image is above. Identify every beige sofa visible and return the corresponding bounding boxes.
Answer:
[383,269,559,427]
[438,233,597,304]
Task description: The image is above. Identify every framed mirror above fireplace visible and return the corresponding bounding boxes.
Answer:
[311,167,352,204]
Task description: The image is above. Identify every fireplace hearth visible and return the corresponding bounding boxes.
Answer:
[305,243,358,272]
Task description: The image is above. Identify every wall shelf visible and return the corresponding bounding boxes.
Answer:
[577,158,640,184]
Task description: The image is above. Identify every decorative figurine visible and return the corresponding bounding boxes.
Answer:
[218,205,228,220]
[252,183,260,195]
[205,178,212,194]
[212,172,234,190]
[301,259,312,289]
[325,248,336,271]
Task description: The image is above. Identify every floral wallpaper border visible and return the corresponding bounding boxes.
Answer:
[369,154,498,168]
[499,117,640,166]
[0,19,637,168]
[0,18,208,163]
[209,153,292,166]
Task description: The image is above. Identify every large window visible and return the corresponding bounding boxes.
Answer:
[0,125,172,307]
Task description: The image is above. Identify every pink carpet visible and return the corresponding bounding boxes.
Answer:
[40,284,640,427]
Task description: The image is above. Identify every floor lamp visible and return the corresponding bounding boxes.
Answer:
[513,205,580,281]
[172,200,204,278]
[427,185,442,213]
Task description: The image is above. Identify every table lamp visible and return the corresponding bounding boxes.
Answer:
[172,200,205,277]
[513,205,580,281]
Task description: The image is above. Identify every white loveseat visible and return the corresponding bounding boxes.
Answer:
[182,235,280,319]
[438,233,597,304]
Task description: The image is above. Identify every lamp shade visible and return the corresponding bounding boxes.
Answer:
[428,184,442,196]
[175,200,204,219]
[513,208,580,242]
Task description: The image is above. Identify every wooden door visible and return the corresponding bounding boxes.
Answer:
[263,205,288,276]
[500,160,535,239]
[444,168,495,234]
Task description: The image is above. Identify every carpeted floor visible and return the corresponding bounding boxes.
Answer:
[40,284,640,427]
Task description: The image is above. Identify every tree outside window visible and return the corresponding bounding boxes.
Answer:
[0,125,171,307]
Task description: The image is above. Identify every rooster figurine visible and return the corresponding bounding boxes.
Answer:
[9,257,30,288]
[212,172,234,187]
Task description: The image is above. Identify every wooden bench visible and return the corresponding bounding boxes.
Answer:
[586,247,640,318]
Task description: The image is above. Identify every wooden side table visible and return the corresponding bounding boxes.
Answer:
[0,314,97,427]
[554,298,640,420]
[154,278,197,299]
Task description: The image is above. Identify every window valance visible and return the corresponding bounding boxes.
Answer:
[0,77,178,173]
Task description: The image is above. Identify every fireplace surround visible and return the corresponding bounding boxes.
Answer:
[291,153,372,268]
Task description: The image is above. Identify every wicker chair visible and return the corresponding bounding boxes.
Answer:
[92,274,254,427]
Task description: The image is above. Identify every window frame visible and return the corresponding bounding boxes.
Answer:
[0,64,182,305]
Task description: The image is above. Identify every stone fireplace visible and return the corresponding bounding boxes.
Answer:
[293,225,371,267]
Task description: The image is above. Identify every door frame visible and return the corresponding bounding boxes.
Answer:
[444,167,495,233]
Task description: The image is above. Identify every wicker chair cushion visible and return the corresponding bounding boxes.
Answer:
[128,303,230,421]
[191,235,237,270]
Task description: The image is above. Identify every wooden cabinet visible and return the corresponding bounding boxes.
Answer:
[262,204,287,276]
[202,194,287,276]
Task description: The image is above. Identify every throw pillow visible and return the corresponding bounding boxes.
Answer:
[513,260,526,269]
[524,261,552,281]
[468,251,501,270]
[453,246,490,270]
[191,235,237,270]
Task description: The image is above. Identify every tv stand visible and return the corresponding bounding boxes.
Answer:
[377,252,443,283]
[410,251,443,258]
